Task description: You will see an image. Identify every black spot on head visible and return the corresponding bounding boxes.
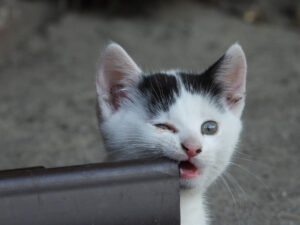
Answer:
[138,73,180,115]
[179,55,225,99]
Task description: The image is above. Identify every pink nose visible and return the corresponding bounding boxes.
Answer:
[181,143,202,158]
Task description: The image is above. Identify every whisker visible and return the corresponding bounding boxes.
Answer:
[234,151,252,158]
[229,162,269,189]
[232,156,268,168]
[219,175,242,225]
[220,175,237,206]
[224,171,247,197]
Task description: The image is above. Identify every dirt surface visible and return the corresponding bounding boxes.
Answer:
[0,1,299,224]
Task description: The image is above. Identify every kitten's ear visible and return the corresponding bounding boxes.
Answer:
[96,43,142,121]
[215,43,247,117]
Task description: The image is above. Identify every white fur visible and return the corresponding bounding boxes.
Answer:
[96,43,247,225]
[181,189,208,225]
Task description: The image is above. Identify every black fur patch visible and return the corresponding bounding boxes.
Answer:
[179,55,225,98]
[138,73,180,115]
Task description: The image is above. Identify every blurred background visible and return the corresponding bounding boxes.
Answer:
[0,0,299,224]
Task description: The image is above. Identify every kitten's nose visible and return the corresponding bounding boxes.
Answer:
[181,143,202,158]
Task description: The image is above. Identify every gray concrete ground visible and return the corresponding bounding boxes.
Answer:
[0,1,299,224]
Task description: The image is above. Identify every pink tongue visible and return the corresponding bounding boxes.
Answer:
[179,161,198,178]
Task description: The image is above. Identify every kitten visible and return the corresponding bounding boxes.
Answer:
[95,43,247,225]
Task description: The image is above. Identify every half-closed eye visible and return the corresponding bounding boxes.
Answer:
[154,123,177,133]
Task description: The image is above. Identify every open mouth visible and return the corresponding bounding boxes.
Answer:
[179,160,199,178]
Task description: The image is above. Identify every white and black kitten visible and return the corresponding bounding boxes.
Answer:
[95,43,247,225]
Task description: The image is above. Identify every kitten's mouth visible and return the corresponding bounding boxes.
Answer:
[179,160,199,178]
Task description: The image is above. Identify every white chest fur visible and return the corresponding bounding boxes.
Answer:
[180,189,208,225]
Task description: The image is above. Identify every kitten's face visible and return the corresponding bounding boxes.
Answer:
[96,43,247,190]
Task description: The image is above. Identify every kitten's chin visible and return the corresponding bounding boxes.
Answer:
[179,161,203,189]
[179,176,202,189]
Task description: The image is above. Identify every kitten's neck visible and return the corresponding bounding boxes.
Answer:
[180,188,209,225]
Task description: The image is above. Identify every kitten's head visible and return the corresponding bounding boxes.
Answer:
[96,43,247,190]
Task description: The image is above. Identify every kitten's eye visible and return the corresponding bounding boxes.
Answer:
[154,123,177,133]
[201,121,218,135]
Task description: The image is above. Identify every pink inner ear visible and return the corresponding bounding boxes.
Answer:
[96,43,142,114]
[226,76,244,102]
[103,66,138,111]
[226,93,242,105]
[220,50,246,107]
[109,84,128,110]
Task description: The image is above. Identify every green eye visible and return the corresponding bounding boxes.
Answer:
[201,121,218,135]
